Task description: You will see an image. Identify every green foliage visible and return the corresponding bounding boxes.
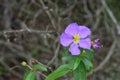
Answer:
[82,57,93,70]
[0,66,4,75]
[23,48,94,80]
[73,56,82,70]
[45,64,71,80]
[32,64,47,71]
[62,55,73,62]
[62,47,70,55]
[46,48,93,80]
[31,50,38,56]
[73,50,93,80]
[23,63,47,80]
[85,49,94,60]
[23,71,35,80]
[74,62,86,80]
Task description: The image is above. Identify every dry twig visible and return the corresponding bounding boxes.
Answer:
[88,40,116,76]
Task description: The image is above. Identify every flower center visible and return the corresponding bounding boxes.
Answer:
[73,34,80,44]
[91,41,95,45]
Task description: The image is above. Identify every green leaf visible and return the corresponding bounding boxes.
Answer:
[62,55,74,62]
[73,56,81,70]
[0,66,4,75]
[74,62,87,80]
[62,47,69,56]
[23,70,35,80]
[31,50,38,56]
[85,49,94,60]
[82,57,93,70]
[45,64,71,80]
[32,64,47,71]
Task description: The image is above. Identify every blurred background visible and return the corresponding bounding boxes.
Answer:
[0,0,120,80]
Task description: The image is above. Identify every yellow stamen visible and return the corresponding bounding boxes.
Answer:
[91,41,95,45]
[73,34,80,44]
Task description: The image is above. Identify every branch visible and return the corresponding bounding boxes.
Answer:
[88,40,116,76]
[0,29,54,35]
[101,0,120,35]
[39,0,56,30]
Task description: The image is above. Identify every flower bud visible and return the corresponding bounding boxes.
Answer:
[21,61,27,67]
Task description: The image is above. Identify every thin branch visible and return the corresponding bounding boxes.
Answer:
[47,42,60,66]
[0,29,54,35]
[101,0,120,35]
[88,40,116,76]
[39,0,56,30]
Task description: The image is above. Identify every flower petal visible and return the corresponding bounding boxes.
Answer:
[69,43,80,55]
[60,32,72,46]
[79,38,91,49]
[93,44,101,49]
[65,23,79,36]
[78,26,91,38]
[94,38,100,43]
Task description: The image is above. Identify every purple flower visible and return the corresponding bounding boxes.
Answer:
[92,38,102,49]
[60,23,91,55]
